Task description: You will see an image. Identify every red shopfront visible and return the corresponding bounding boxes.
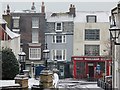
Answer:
[72,56,112,79]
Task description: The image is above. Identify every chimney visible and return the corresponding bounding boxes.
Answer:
[69,4,76,17]
[31,2,36,12]
[6,4,10,15]
[41,2,45,14]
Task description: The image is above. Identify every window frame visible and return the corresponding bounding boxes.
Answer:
[32,17,39,28]
[84,45,100,56]
[52,49,66,61]
[85,29,100,40]
[32,29,39,43]
[29,48,41,60]
[12,17,20,28]
[52,35,66,43]
[55,22,63,32]
[86,15,97,23]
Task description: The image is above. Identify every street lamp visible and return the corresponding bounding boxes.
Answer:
[109,26,120,45]
[18,52,26,75]
[54,59,57,69]
[43,43,50,70]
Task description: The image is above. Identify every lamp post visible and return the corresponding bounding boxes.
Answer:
[54,59,57,69]
[109,26,120,89]
[39,43,53,88]
[31,62,34,78]
[43,43,50,70]
[18,52,26,75]
[15,51,28,89]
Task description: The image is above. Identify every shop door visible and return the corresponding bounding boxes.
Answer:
[89,66,94,78]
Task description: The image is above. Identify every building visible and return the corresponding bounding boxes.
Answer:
[72,11,112,80]
[109,2,120,89]
[0,18,20,59]
[3,2,46,75]
[45,4,75,78]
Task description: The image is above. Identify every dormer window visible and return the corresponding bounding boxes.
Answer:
[86,15,97,23]
[55,22,62,32]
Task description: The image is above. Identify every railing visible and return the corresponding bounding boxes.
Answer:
[97,79,112,90]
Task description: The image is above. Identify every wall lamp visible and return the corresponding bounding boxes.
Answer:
[109,26,120,45]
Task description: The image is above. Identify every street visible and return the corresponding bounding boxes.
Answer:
[58,78,104,90]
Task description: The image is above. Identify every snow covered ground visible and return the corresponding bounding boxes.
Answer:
[0,78,103,90]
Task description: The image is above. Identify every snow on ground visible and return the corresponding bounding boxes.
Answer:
[0,78,103,89]
[0,80,20,87]
[28,78,39,88]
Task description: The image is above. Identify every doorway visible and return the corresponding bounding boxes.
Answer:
[88,66,94,78]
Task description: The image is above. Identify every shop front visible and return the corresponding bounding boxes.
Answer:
[72,56,112,79]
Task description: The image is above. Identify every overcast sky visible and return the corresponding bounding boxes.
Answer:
[1,0,120,18]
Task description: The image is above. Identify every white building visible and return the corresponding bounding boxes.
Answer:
[0,18,20,59]
[72,11,111,79]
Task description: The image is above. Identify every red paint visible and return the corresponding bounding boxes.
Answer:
[72,56,112,79]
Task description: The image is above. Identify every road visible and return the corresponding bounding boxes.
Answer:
[58,79,104,90]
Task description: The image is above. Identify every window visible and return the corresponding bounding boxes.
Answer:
[85,45,99,56]
[29,48,41,59]
[85,29,100,40]
[55,22,62,32]
[32,29,39,43]
[12,17,20,28]
[52,49,66,61]
[32,17,39,28]
[86,15,97,23]
[53,35,66,43]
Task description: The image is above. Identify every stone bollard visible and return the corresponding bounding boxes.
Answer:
[14,74,28,89]
[40,69,53,88]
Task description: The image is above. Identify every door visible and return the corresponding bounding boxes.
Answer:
[89,66,94,78]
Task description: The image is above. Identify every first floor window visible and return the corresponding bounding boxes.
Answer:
[29,48,41,60]
[85,45,99,56]
[32,29,39,43]
[52,35,66,43]
[52,49,66,61]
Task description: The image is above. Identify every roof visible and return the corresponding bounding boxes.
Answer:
[74,11,110,22]
[47,13,73,22]
[0,18,7,24]
[0,18,20,39]
[6,26,20,39]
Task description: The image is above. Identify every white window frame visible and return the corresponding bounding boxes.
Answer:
[52,35,66,43]
[32,29,39,43]
[52,49,66,61]
[12,17,20,28]
[29,48,41,60]
[32,17,39,28]
[55,22,63,32]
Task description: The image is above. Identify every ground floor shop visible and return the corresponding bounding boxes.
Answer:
[72,56,112,80]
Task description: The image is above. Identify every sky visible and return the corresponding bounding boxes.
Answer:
[1,2,118,13]
[0,0,120,18]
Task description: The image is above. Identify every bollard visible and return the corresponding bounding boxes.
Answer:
[14,74,28,89]
[40,69,53,88]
